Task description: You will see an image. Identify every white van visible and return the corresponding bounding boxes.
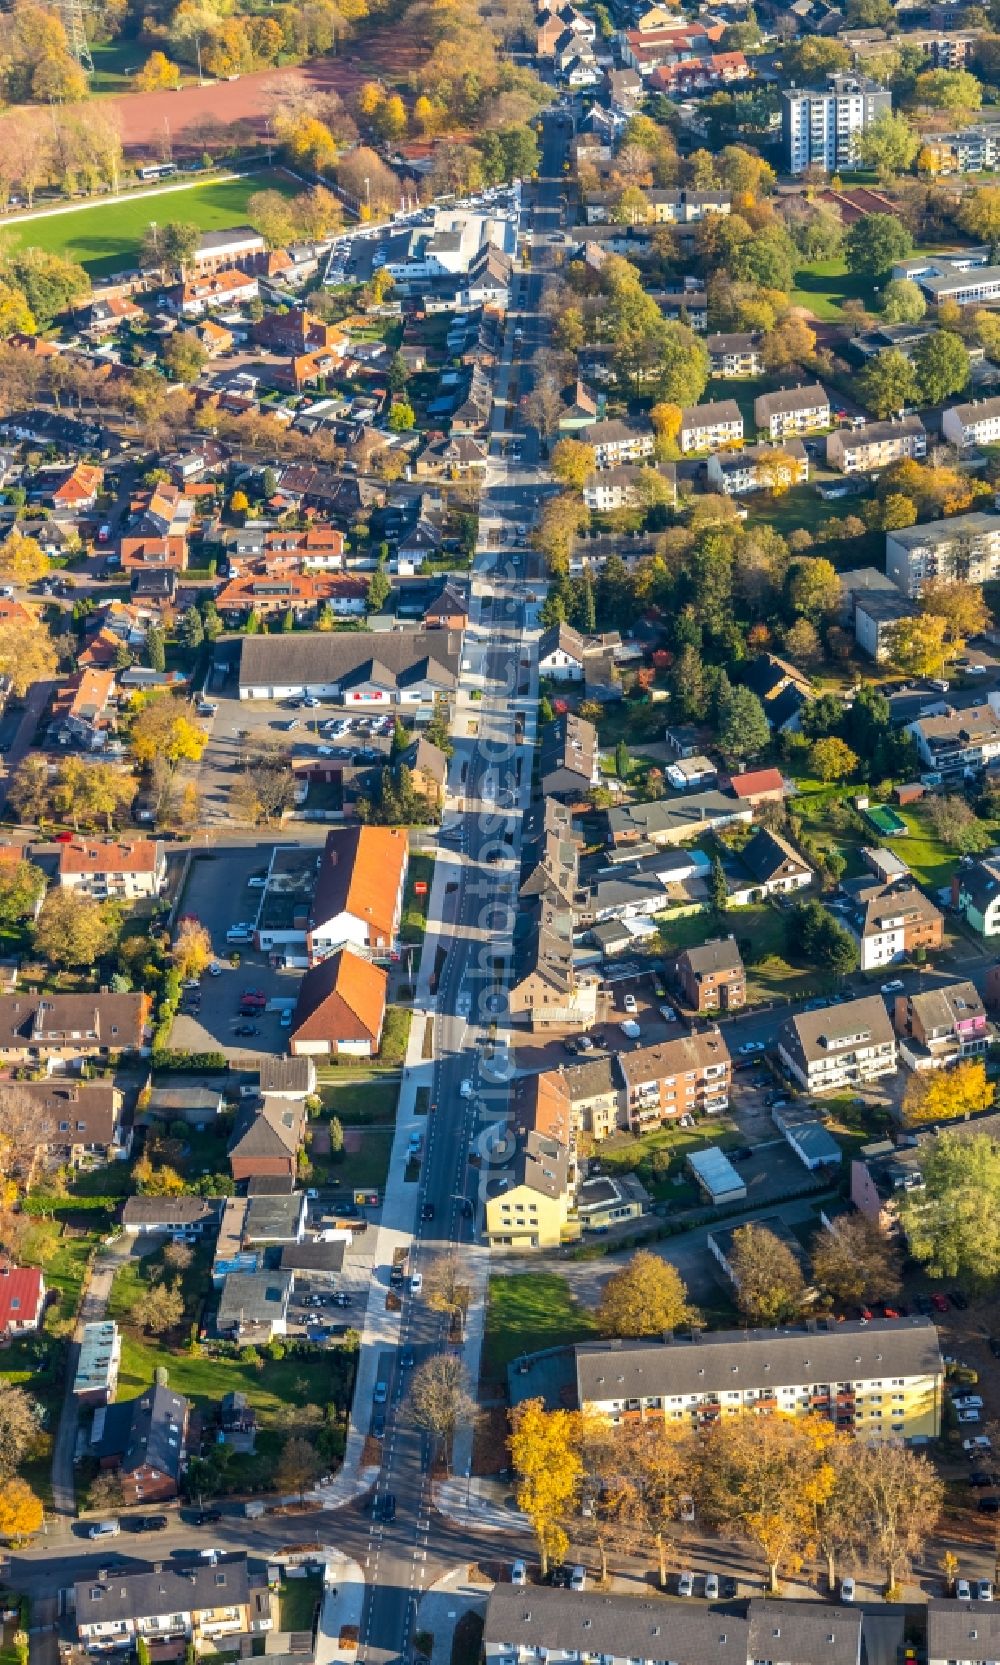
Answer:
[88,1520,121,1539]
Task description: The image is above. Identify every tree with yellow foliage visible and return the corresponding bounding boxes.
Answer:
[414,95,441,136]
[0,611,57,698]
[886,612,948,679]
[171,918,213,982]
[597,1250,697,1339]
[618,1418,696,1587]
[0,533,48,587]
[550,438,596,492]
[357,80,384,118]
[920,578,990,650]
[903,1058,993,1127]
[276,112,338,174]
[698,1412,837,1593]
[376,93,407,142]
[0,1477,43,1542]
[508,1398,582,1576]
[129,696,208,769]
[137,50,182,90]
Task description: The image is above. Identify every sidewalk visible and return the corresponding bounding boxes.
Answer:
[417,1565,493,1665]
[434,1478,528,1534]
[313,1552,366,1665]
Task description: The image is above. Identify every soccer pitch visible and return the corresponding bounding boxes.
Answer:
[3,170,297,278]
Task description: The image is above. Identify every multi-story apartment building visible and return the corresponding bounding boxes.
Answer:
[885,511,1000,597]
[826,415,927,474]
[777,995,897,1093]
[782,75,892,175]
[838,876,944,972]
[57,839,166,900]
[942,395,1000,450]
[678,399,743,455]
[615,1030,731,1130]
[892,980,993,1071]
[705,331,763,376]
[574,1316,942,1438]
[586,420,655,468]
[706,440,808,496]
[75,1554,271,1653]
[854,591,920,662]
[928,1601,1000,1665]
[955,854,1000,937]
[484,1071,575,1249]
[675,938,746,1013]
[307,826,408,964]
[754,384,830,442]
[558,1056,622,1142]
[899,252,1000,308]
[907,703,1000,777]
[921,123,1000,174]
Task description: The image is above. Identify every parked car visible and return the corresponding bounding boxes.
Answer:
[950,1289,970,1310]
[958,1408,982,1424]
[623,994,638,1014]
[373,1381,388,1405]
[705,1574,719,1600]
[570,1567,587,1592]
[880,979,905,993]
[840,1578,855,1603]
[195,1509,221,1526]
[931,1293,950,1312]
[978,1580,994,1601]
[512,1561,527,1587]
[678,1572,695,1598]
[957,1580,972,1601]
[132,1515,167,1532]
[978,1496,1000,1513]
[964,1436,992,1454]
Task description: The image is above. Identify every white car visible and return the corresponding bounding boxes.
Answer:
[460,1079,474,1099]
[964,1436,992,1454]
[968,665,988,676]
[954,1395,985,1410]
[410,1272,423,1294]
[841,1578,855,1603]
[511,1560,527,1587]
[620,1019,641,1040]
[705,1574,719,1600]
[623,993,638,1013]
[958,1408,982,1424]
[978,1580,994,1601]
[678,1572,695,1598]
[247,876,267,888]
[302,695,320,707]
[570,1566,586,1592]
[317,746,335,757]
[957,1580,972,1601]
[880,979,905,994]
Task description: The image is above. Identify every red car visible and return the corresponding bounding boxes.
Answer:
[860,1305,873,1321]
[883,1306,900,1319]
[240,989,266,1006]
[931,1293,950,1312]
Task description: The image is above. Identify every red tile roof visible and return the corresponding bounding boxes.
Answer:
[0,1265,44,1330]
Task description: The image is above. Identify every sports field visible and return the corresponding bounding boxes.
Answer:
[4,169,297,278]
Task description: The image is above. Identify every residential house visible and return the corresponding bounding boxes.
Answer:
[706,440,807,496]
[120,1196,218,1237]
[401,736,448,806]
[307,826,408,964]
[558,1056,623,1142]
[928,1603,1000,1665]
[678,400,743,455]
[616,1030,731,1130]
[1,1079,129,1167]
[582,463,676,513]
[172,269,259,316]
[558,380,601,432]
[893,979,993,1070]
[722,826,813,904]
[73,1320,121,1405]
[91,1383,189,1503]
[0,992,150,1064]
[74,1553,268,1653]
[196,318,234,357]
[573,1316,941,1436]
[945,397,1000,454]
[57,839,165,900]
[0,1265,45,1335]
[47,462,104,511]
[772,1105,843,1171]
[242,1193,307,1246]
[227,1098,305,1184]
[606,791,753,848]
[586,419,655,468]
[53,666,117,750]
[907,703,1000,777]
[728,768,789,808]
[510,900,600,1031]
[741,653,813,733]
[289,948,388,1059]
[777,995,897,1092]
[854,591,920,662]
[826,415,927,473]
[754,384,830,441]
[484,1071,575,1250]
[193,226,266,273]
[675,938,746,1013]
[955,853,1000,936]
[885,511,1000,597]
[539,714,599,801]
[144,1083,223,1129]
[706,332,763,376]
[257,1056,316,1100]
[237,628,462,706]
[217,1269,293,1341]
[538,623,621,683]
[83,294,144,338]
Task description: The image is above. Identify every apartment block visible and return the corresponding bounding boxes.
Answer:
[907,703,1000,777]
[893,980,993,1071]
[678,399,743,455]
[826,415,927,474]
[837,876,943,972]
[75,1554,271,1652]
[706,331,763,376]
[942,395,1000,449]
[675,938,746,1012]
[574,1317,942,1438]
[754,384,830,442]
[782,75,891,175]
[885,511,1000,597]
[955,854,1000,936]
[615,1030,731,1130]
[706,440,808,496]
[777,995,897,1093]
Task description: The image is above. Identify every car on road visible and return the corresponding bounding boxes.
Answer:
[88,1520,120,1539]
[705,1574,719,1600]
[400,1347,415,1369]
[678,1572,695,1598]
[302,696,320,708]
[880,979,905,994]
[991,1337,1000,1359]
[623,993,638,1013]
[421,1203,435,1221]
[410,1272,423,1294]
[208,961,225,976]
[512,1560,526,1587]
[970,1471,997,1486]
[248,875,267,889]
[739,1040,765,1055]
[570,1567,587,1592]
[195,1509,222,1525]
[958,1408,982,1424]
[460,1079,474,1098]
[957,1581,972,1601]
[931,1293,950,1312]
[660,1005,679,1023]
[620,1020,641,1040]
[964,1436,992,1454]
[372,1412,386,1439]
[950,1289,969,1309]
[332,1292,352,1307]
[979,1496,1000,1513]
[132,1515,167,1532]
[841,1579,855,1603]
[280,1010,293,1028]
[234,1024,260,1037]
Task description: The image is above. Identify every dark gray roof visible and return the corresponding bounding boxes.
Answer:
[575,1317,941,1404]
[280,1240,346,1274]
[243,1193,305,1242]
[239,628,462,692]
[678,936,744,975]
[778,994,895,1071]
[561,1056,618,1102]
[257,1056,314,1096]
[92,1383,188,1480]
[749,1602,861,1665]
[485,1588,749,1664]
[121,1196,218,1228]
[76,1554,250,1627]
[756,383,829,418]
[927,1600,1000,1662]
[217,1269,293,1326]
[739,826,810,884]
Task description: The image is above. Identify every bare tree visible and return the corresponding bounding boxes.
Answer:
[0,1086,53,1194]
[840,1439,943,1593]
[408,1354,478,1472]
[424,1253,472,1336]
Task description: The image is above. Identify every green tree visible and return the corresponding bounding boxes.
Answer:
[0,248,89,325]
[853,110,919,178]
[809,736,859,782]
[0,860,45,929]
[858,348,918,419]
[163,330,207,382]
[708,855,728,915]
[656,322,711,406]
[614,738,630,781]
[179,605,204,650]
[880,278,926,324]
[388,402,415,432]
[367,568,391,613]
[914,67,982,112]
[788,898,859,974]
[727,1223,806,1325]
[913,331,970,404]
[717,684,770,765]
[145,625,166,673]
[899,1129,1000,1284]
[844,213,913,278]
[788,557,841,624]
[33,890,120,969]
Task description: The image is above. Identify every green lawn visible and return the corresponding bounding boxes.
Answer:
[320,1078,399,1125]
[7,169,298,277]
[117,1335,354,1421]
[657,901,835,1001]
[20,1219,96,1335]
[792,782,967,891]
[319,1127,394,1194]
[279,1574,323,1633]
[0,1333,66,1507]
[88,36,146,92]
[599,1119,740,1202]
[790,257,871,321]
[401,853,436,944]
[482,1272,598,1377]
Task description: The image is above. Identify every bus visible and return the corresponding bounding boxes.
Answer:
[136,162,177,182]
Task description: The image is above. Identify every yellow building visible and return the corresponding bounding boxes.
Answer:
[575,1317,942,1440]
[484,1072,575,1249]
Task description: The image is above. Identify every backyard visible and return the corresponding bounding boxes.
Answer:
[657,902,837,1001]
[790,257,871,321]
[5,168,298,276]
[279,1573,323,1634]
[792,781,972,891]
[482,1272,598,1381]
[401,853,436,945]
[598,1117,742,1204]
[116,1331,355,1421]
